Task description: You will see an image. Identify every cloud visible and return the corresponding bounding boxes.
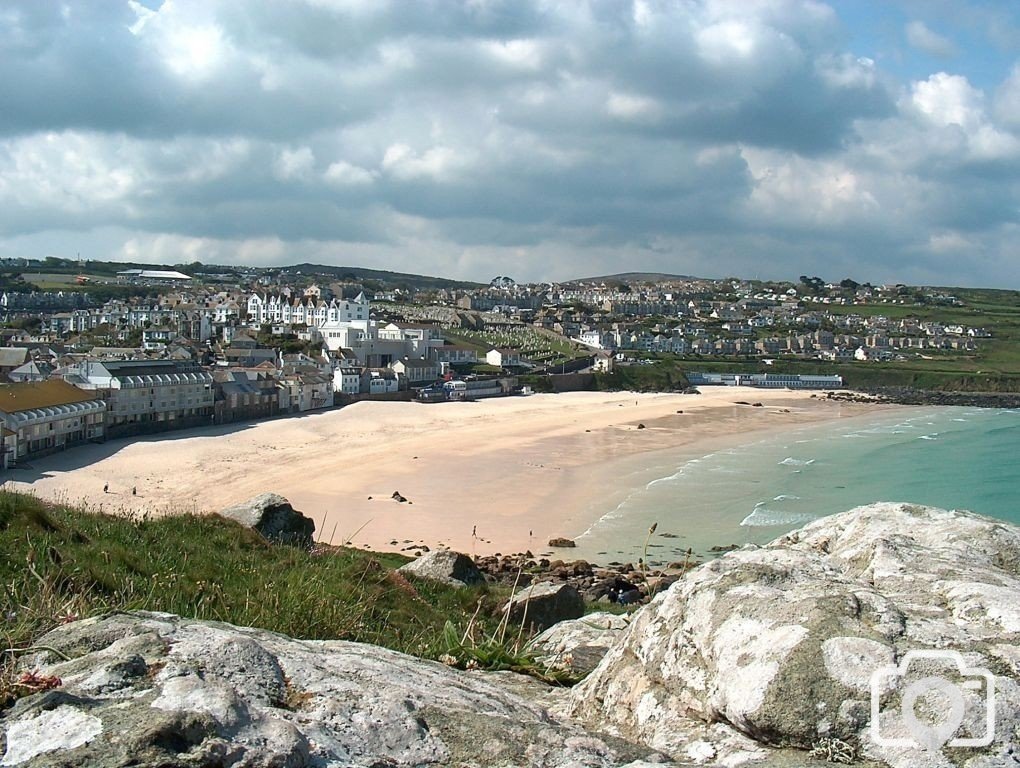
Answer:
[905,20,958,58]
[0,1,1016,287]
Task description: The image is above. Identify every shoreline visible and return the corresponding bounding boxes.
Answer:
[7,388,902,559]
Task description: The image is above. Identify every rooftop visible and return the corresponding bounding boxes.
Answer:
[0,379,98,413]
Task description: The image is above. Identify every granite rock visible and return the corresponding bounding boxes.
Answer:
[218,493,315,548]
[505,582,585,633]
[528,612,631,679]
[564,502,1020,767]
[0,612,668,768]
[398,549,485,588]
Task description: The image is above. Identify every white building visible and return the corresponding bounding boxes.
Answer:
[245,292,370,329]
[485,348,522,367]
[332,366,362,395]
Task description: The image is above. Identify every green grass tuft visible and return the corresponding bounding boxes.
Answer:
[0,490,525,709]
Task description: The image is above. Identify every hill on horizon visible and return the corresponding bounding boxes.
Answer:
[283,263,483,291]
[565,271,700,285]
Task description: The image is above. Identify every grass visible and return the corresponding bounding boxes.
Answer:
[0,490,543,709]
[593,362,691,391]
[444,327,588,367]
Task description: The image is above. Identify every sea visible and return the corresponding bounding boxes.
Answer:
[571,405,1020,567]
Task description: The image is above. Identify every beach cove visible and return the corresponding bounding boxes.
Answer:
[8,387,896,559]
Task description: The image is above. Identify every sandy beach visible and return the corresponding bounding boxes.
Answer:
[8,387,886,556]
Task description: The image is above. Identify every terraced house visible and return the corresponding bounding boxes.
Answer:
[245,291,370,329]
[65,360,214,438]
[0,379,105,467]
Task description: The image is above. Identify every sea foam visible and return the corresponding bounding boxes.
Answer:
[740,504,817,527]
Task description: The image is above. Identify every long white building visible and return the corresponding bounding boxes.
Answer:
[245,292,370,329]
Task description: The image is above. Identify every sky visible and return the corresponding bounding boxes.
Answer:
[0,1,1018,288]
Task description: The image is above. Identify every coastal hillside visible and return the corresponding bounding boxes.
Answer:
[3,501,1018,767]
[0,490,524,709]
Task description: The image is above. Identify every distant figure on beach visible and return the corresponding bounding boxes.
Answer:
[131,487,136,496]
[472,525,476,538]
[103,483,108,493]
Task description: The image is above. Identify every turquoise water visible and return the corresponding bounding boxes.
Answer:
[572,407,1020,567]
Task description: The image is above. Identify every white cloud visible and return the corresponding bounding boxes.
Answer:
[381,144,468,181]
[903,73,1020,161]
[274,147,316,180]
[905,20,957,59]
[605,92,662,123]
[697,21,759,63]
[482,39,544,71]
[928,231,973,253]
[0,1,1017,287]
[742,148,880,226]
[911,72,983,128]
[0,132,138,212]
[324,160,375,186]
[135,1,230,81]
[994,64,1020,128]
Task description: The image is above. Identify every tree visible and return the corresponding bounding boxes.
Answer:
[799,275,825,292]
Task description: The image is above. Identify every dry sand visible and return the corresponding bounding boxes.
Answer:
[8,387,883,556]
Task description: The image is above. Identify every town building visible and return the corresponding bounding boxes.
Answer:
[485,348,522,368]
[66,360,215,437]
[0,379,105,467]
[212,369,280,424]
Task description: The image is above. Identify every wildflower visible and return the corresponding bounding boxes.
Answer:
[438,654,458,667]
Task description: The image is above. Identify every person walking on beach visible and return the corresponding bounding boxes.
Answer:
[472,525,476,538]
[131,487,137,496]
[103,483,108,493]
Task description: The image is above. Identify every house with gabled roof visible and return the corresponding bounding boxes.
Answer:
[0,347,29,381]
[390,356,440,385]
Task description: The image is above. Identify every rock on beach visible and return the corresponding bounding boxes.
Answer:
[217,493,315,548]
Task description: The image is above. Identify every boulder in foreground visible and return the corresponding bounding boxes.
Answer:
[397,549,484,588]
[564,502,1020,767]
[505,581,584,633]
[1,612,665,768]
[218,492,315,548]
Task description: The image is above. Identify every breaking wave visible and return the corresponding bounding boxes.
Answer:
[778,457,815,467]
[740,503,818,527]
